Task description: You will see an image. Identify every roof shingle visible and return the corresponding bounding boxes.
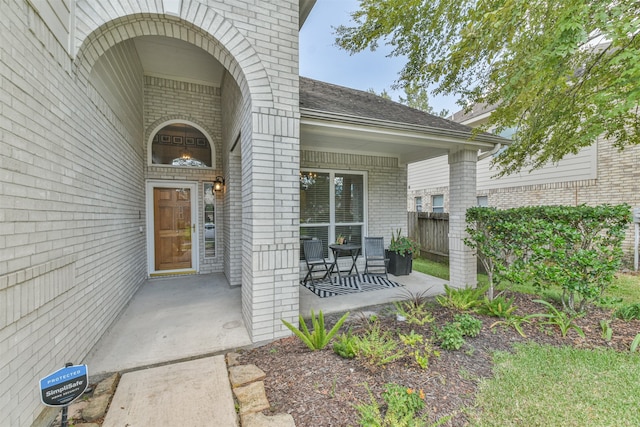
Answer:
[299,76,472,133]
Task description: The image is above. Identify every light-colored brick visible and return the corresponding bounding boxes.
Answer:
[2,1,302,425]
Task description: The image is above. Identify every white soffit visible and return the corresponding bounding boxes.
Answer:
[163,0,182,16]
[301,119,496,164]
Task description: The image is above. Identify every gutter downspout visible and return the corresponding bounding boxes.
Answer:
[477,143,502,161]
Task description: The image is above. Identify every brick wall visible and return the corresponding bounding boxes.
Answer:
[1,0,302,425]
[144,76,225,274]
[221,73,244,286]
[1,5,147,426]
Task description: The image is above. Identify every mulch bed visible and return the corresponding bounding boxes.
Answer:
[237,291,640,426]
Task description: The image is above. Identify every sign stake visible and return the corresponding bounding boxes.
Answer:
[39,362,89,427]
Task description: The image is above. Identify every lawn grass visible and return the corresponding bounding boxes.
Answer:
[412,257,452,281]
[470,344,640,427]
[412,257,640,309]
[414,257,640,426]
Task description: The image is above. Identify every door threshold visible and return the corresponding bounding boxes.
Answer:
[150,269,197,278]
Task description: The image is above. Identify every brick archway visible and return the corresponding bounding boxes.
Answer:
[74,10,272,108]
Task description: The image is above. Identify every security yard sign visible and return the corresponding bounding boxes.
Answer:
[39,364,88,407]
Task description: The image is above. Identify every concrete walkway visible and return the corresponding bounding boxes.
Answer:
[102,356,237,427]
[81,270,446,426]
[84,273,251,375]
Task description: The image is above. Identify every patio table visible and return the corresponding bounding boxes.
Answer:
[328,243,361,285]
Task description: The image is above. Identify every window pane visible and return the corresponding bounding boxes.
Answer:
[204,183,215,257]
[335,173,363,223]
[432,194,444,213]
[300,226,329,259]
[335,225,362,247]
[300,172,330,224]
[152,123,212,167]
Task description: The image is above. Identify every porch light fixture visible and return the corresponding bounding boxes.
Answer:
[213,176,225,191]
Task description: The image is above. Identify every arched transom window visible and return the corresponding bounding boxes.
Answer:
[151,123,212,167]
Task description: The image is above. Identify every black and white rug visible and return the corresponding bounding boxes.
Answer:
[301,274,403,298]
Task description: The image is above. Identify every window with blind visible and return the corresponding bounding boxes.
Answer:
[300,170,365,259]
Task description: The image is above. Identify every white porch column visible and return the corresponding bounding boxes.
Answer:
[241,112,300,343]
[448,149,477,288]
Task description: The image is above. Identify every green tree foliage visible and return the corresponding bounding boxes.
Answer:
[368,84,449,116]
[335,1,640,175]
[367,87,392,99]
[397,82,450,117]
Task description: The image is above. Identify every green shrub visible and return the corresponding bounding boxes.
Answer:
[454,313,483,338]
[414,340,439,370]
[465,205,630,312]
[436,322,465,350]
[333,330,358,359]
[353,323,405,367]
[354,383,451,427]
[436,284,486,311]
[477,295,517,318]
[394,297,435,326]
[399,330,424,347]
[281,310,349,351]
[389,228,420,256]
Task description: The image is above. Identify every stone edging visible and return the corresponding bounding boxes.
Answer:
[226,352,296,427]
[51,373,119,427]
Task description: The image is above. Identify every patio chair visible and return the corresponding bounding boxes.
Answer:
[363,237,389,279]
[302,239,332,287]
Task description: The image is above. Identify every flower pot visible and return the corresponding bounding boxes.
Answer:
[386,250,413,276]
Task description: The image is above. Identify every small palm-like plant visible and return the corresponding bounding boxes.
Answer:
[281,310,349,351]
[533,299,585,338]
[490,314,537,337]
[600,319,613,341]
[613,303,640,321]
[436,284,486,311]
[478,295,517,318]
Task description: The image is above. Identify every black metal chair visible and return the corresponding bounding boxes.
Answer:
[363,237,389,279]
[302,239,331,287]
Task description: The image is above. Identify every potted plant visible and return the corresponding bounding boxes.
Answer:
[387,229,420,275]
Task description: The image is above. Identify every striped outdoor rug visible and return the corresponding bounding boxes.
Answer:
[301,274,403,298]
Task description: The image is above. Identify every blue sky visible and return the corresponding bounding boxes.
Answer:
[299,0,459,114]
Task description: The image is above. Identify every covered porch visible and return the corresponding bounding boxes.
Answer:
[84,272,447,376]
[299,77,505,289]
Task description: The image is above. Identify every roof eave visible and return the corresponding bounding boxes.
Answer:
[300,108,507,147]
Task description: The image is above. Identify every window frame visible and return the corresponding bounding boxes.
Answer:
[432,194,444,213]
[415,196,423,212]
[147,120,216,169]
[299,169,368,258]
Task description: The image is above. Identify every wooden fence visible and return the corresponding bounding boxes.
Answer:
[408,212,450,263]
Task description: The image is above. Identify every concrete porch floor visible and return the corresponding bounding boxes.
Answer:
[83,271,448,377]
